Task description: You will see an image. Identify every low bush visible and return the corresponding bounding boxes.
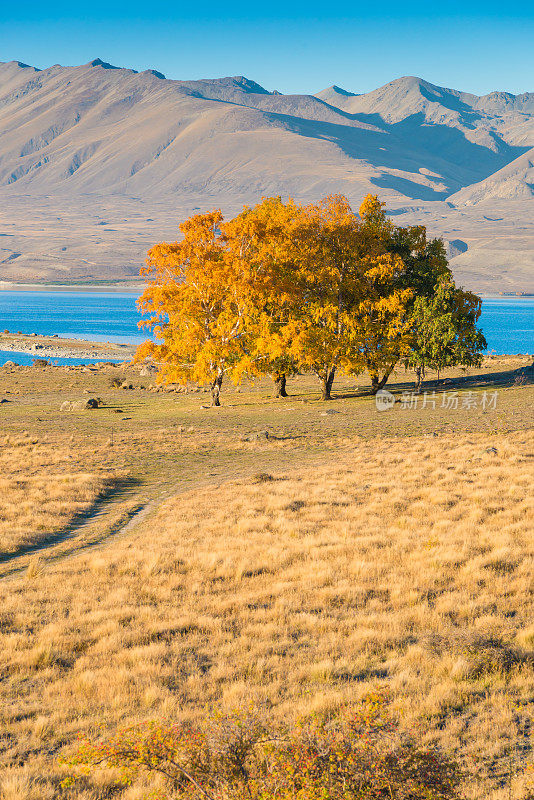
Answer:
[60,692,461,799]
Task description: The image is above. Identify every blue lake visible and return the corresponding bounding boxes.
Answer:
[479,298,534,355]
[0,291,143,366]
[0,291,532,365]
[0,291,144,344]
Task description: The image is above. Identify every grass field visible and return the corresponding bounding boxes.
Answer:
[0,356,532,799]
[0,435,126,557]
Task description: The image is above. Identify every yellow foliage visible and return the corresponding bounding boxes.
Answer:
[135,194,459,401]
[358,193,385,221]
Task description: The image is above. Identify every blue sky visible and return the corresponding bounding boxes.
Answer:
[1,0,533,95]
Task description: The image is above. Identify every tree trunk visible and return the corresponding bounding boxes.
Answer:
[370,366,394,395]
[370,373,380,395]
[210,371,223,406]
[273,374,288,398]
[414,367,422,394]
[321,368,336,401]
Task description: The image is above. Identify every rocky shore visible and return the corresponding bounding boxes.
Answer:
[0,332,136,362]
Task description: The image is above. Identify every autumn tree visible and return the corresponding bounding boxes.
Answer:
[137,202,306,405]
[238,195,411,400]
[137,210,254,406]
[136,194,485,403]
[220,197,305,398]
[285,195,369,400]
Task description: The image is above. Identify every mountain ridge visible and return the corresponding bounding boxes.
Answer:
[0,59,530,201]
[0,59,532,291]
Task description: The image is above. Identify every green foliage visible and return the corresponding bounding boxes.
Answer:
[136,194,486,401]
[388,226,451,299]
[60,693,461,799]
[406,278,487,379]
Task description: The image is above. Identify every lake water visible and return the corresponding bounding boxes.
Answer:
[0,291,143,366]
[480,298,534,355]
[0,291,533,365]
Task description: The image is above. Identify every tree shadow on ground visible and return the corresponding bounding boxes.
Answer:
[333,363,533,400]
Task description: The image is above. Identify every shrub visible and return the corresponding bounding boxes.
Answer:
[60,693,461,799]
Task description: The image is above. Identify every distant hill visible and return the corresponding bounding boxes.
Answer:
[449,148,534,204]
[0,59,532,291]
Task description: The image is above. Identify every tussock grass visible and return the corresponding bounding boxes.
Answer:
[0,435,125,556]
[0,431,532,798]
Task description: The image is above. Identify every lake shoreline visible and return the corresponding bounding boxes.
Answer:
[0,332,136,362]
[0,282,143,294]
[0,332,530,363]
[1,282,533,300]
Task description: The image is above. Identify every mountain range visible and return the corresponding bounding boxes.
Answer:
[0,58,532,292]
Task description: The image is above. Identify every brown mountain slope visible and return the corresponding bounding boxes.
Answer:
[0,60,532,290]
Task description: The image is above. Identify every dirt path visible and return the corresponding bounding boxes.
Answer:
[0,460,283,580]
[0,477,169,580]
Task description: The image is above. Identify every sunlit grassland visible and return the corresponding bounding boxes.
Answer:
[0,436,125,556]
[0,356,532,799]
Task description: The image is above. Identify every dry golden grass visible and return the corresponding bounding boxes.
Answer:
[0,431,532,799]
[0,435,124,556]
